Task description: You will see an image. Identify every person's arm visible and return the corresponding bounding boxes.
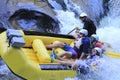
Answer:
[71,33,80,39]
[69,27,81,39]
[79,52,86,59]
[75,27,81,33]
[79,38,90,59]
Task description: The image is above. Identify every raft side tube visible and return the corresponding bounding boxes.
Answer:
[23,30,75,39]
[105,52,120,58]
[2,46,41,80]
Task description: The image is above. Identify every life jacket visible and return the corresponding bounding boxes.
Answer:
[74,37,90,58]
[89,39,103,55]
[74,37,83,49]
[95,41,103,48]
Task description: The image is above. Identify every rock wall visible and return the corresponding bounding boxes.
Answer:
[0,0,57,32]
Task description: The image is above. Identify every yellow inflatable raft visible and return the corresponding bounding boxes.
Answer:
[104,42,120,58]
[105,51,120,58]
[0,29,76,80]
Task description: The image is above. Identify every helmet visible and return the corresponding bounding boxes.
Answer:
[79,29,88,36]
[94,47,102,54]
[91,34,99,41]
[79,12,87,18]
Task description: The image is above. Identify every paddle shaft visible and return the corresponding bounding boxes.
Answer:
[67,28,76,34]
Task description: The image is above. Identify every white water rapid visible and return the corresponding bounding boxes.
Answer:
[54,0,120,80]
[55,10,120,80]
[1,0,120,80]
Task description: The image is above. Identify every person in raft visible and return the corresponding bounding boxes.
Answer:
[76,12,96,37]
[89,34,104,57]
[46,29,91,61]
[52,47,102,74]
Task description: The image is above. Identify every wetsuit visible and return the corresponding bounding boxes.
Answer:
[83,18,96,37]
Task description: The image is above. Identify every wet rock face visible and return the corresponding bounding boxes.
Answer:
[48,0,67,10]
[8,9,60,33]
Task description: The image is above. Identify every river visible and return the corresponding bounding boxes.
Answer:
[1,0,120,80]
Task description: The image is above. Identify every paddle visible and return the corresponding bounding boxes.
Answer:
[67,27,76,35]
[91,65,99,72]
[67,27,81,35]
